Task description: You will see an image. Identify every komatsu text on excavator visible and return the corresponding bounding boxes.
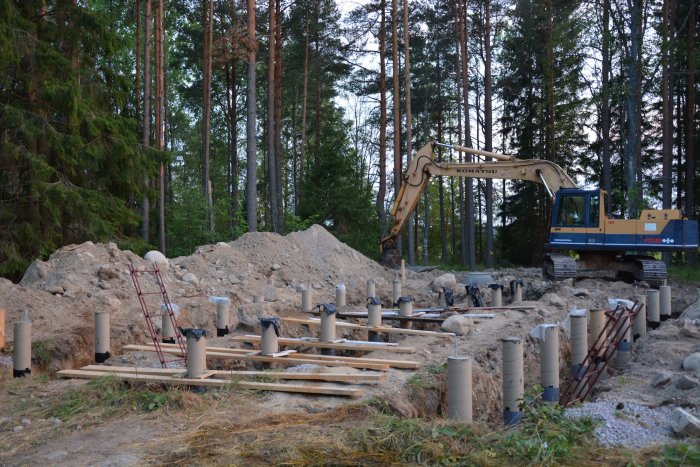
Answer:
[380,141,699,286]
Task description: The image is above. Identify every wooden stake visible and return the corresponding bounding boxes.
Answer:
[284,317,455,338]
[231,335,417,353]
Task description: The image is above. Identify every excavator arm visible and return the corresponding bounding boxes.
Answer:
[380,141,577,263]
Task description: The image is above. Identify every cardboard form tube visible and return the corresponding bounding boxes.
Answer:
[631,295,647,340]
[392,278,402,306]
[185,330,207,378]
[646,289,660,329]
[588,309,607,358]
[447,356,473,423]
[539,326,559,402]
[502,337,524,425]
[212,297,231,337]
[13,319,31,378]
[94,310,111,364]
[335,283,347,307]
[0,307,5,351]
[659,286,672,321]
[301,288,312,312]
[366,279,376,300]
[569,310,588,375]
[489,284,503,307]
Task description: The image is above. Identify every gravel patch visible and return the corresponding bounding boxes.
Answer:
[566,401,676,448]
[0,356,12,368]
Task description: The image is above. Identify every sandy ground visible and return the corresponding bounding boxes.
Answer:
[0,225,698,464]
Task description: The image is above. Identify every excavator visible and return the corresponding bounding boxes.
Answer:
[380,141,699,286]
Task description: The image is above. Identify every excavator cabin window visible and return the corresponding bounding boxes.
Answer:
[557,195,587,227]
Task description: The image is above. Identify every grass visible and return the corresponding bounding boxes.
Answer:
[31,339,55,368]
[668,264,700,284]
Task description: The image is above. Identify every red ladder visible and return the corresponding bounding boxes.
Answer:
[560,301,642,407]
[128,261,187,368]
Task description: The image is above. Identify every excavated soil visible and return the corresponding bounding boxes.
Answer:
[0,224,699,464]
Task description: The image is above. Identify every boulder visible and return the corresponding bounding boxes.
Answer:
[182,273,199,287]
[680,320,700,339]
[144,250,168,265]
[440,315,473,336]
[675,375,699,390]
[430,273,457,293]
[682,352,700,375]
[19,260,48,286]
[237,303,265,329]
[542,293,566,309]
[650,371,672,388]
[670,408,700,437]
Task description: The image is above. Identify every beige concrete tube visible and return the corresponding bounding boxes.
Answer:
[588,308,607,356]
[184,329,208,378]
[320,304,337,343]
[335,283,347,307]
[211,297,231,337]
[392,277,402,305]
[539,325,560,402]
[13,319,31,378]
[94,310,111,364]
[438,288,447,307]
[632,295,647,339]
[447,356,473,423]
[659,285,672,321]
[400,259,406,285]
[510,280,523,303]
[260,317,280,355]
[569,310,588,375]
[162,313,176,343]
[367,298,382,327]
[366,279,376,300]
[301,288,312,312]
[489,284,503,307]
[398,297,413,317]
[613,316,632,369]
[502,337,524,425]
[647,289,660,329]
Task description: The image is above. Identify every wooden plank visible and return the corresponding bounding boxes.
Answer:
[154,342,420,369]
[57,369,364,398]
[230,335,417,354]
[78,365,386,384]
[283,317,455,338]
[122,344,391,371]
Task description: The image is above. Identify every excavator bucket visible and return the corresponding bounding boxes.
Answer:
[380,247,402,269]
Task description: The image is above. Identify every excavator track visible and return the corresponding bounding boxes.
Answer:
[543,254,577,281]
[626,256,667,287]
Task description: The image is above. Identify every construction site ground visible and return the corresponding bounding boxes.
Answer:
[0,225,699,465]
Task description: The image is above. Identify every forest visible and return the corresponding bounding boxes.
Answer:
[0,0,697,280]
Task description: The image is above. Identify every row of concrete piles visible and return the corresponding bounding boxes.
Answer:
[445,285,676,425]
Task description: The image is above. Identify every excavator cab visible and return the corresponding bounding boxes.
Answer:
[548,189,605,249]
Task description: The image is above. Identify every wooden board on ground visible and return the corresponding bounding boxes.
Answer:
[283,317,455,338]
[57,369,363,398]
[79,365,386,384]
[122,344,420,370]
[230,335,417,354]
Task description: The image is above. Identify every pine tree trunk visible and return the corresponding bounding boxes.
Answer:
[662,0,674,210]
[274,0,284,232]
[267,0,279,233]
[299,9,311,207]
[156,0,165,252]
[142,0,151,243]
[624,0,644,217]
[391,0,402,254]
[136,0,141,124]
[202,0,214,232]
[601,0,611,210]
[484,0,494,268]
[403,0,415,265]
[377,0,387,225]
[686,1,696,223]
[246,0,257,232]
[454,35,467,267]
[437,51,447,264]
[457,0,475,270]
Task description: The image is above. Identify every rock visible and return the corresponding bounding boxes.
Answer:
[13,426,23,433]
[262,286,278,302]
[97,265,119,280]
[216,242,230,248]
[20,418,31,426]
[237,303,265,329]
[144,250,168,265]
[440,315,474,336]
[0,417,10,427]
[670,408,700,437]
[542,293,567,309]
[650,371,672,388]
[19,259,49,286]
[430,273,457,293]
[182,273,199,287]
[675,375,699,390]
[44,451,68,460]
[50,418,63,427]
[228,275,241,285]
[44,284,64,295]
[680,320,700,339]
[271,263,282,271]
[682,352,700,374]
